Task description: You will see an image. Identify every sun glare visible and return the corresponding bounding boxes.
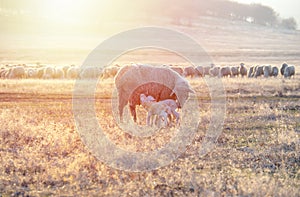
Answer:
[40,0,85,24]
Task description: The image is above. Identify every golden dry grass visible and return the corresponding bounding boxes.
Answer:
[0,76,299,196]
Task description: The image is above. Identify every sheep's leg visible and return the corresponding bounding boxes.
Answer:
[172,110,180,125]
[129,104,137,122]
[147,112,151,126]
[162,112,168,128]
[167,114,172,126]
[154,115,159,126]
[157,115,162,128]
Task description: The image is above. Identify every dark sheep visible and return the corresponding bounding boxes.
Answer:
[248,66,254,78]
[280,63,288,76]
[239,63,247,77]
[183,66,197,78]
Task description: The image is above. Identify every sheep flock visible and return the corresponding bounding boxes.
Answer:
[0,62,296,80]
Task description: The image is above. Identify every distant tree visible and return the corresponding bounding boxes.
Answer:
[249,4,279,26]
[280,17,297,30]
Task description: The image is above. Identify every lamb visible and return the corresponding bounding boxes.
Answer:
[284,65,295,78]
[140,94,180,125]
[145,101,171,127]
[115,64,194,123]
[239,63,247,77]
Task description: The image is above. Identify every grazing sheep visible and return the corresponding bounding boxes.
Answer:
[230,66,239,77]
[101,65,120,79]
[62,65,70,77]
[248,66,254,78]
[66,66,79,79]
[209,66,220,77]
[115,64,194,122]
[280,63,288,76]
[43,66,56,79]
[263,65,272,78]
[36,67,45,79]
[0,68,9,78]
[195,66,204,77]
[8,66,26,79]
[239,63,247,77]
[26,68,38,78]
[79,67,102,79]
[203,64,215,77]
[271,66,279,77]
[53,67,65,79]
[170,65,184,76]
[254,65,264,78]
[183,66,197,78]
[219,66,231,78]
[284,65,295,78]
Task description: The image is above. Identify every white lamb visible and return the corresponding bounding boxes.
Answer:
[147,102,171,127]
[140,94,180,126]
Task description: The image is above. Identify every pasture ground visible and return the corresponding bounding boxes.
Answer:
[0,76,299,196]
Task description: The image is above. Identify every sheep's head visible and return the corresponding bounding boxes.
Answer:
[171,79,195,108]
[146,95,155,102]
[140,94,147,103]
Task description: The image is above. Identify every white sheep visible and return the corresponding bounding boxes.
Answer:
[66,66,79,79]
[26,68,38,78]
[101,65,120,79]
[43,66,56,79]
[8,66,26,79]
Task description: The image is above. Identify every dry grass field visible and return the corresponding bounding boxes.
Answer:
[1,13,300,196]
[0,74,299,196]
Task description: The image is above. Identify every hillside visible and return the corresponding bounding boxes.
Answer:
[0,16,299,68]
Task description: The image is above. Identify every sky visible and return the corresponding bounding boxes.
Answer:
[233,0,300,28]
